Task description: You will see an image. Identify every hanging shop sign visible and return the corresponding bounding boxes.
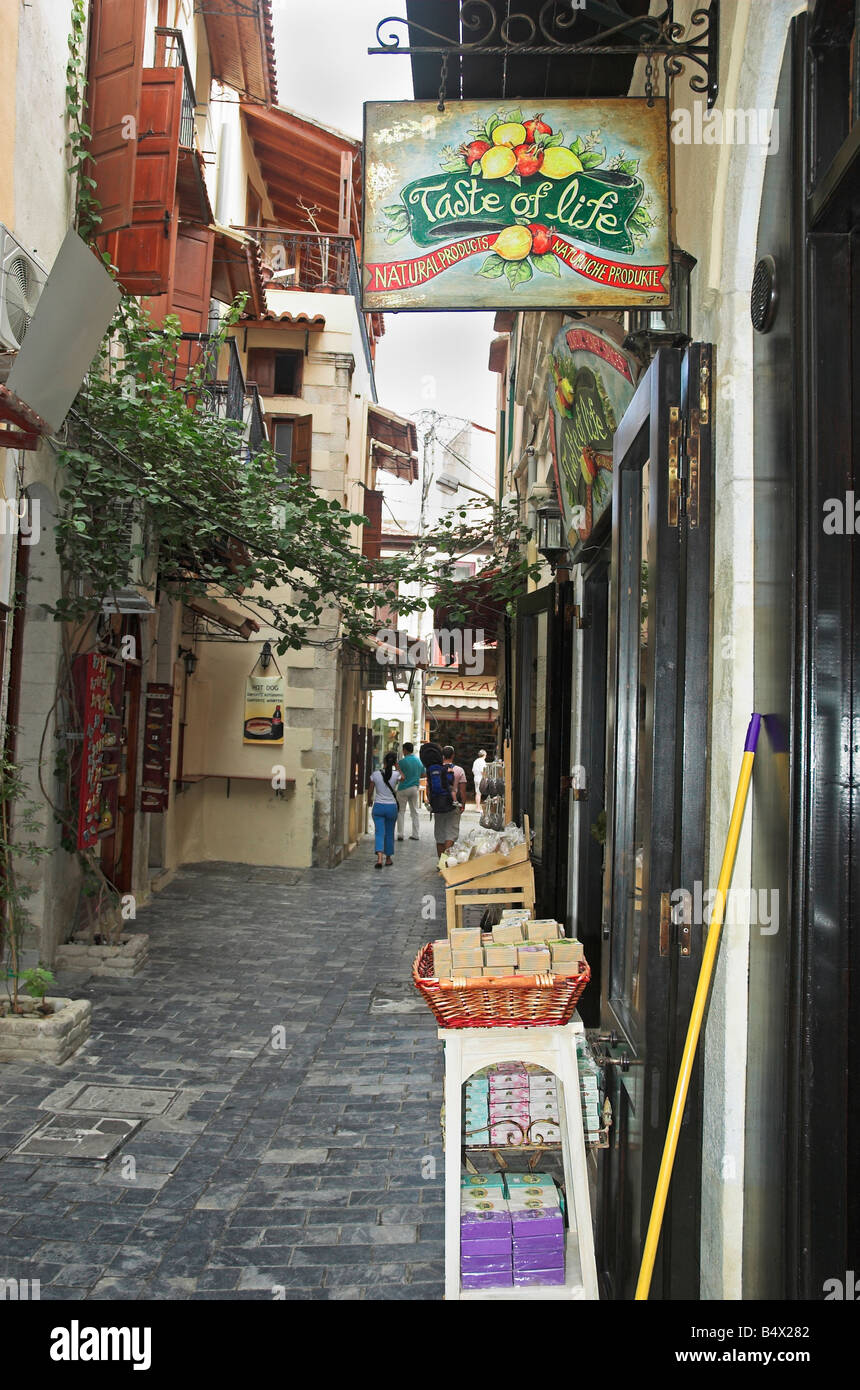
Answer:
[243,670,285,744]
[547,323,639,553]
[362,99,669,311]
[140,683,174,812]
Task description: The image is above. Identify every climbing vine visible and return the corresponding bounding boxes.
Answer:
[65,0,101,242]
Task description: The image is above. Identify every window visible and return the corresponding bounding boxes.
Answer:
[246,347,303,398]
[269,414,312,479]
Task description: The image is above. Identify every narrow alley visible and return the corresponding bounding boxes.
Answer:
[0,817,452,1301]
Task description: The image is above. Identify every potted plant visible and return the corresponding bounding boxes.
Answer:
[0,751,92,1064]
[54,861,149,978]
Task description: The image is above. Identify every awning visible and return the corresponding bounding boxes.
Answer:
[241,105,361,238]
[201,0,277,106]
[425,675,498,723]
[368,404,419,481]
[0,383,48,450]
[186,596,261,640]
[210,226,266,316]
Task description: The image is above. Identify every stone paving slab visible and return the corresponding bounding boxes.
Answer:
[0,811,462,1301]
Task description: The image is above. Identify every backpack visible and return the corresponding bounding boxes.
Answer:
[419,742,457,814]
[427,762,456,814]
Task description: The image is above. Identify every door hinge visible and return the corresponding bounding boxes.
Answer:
[668,406,681,527]
[685,413,700,528]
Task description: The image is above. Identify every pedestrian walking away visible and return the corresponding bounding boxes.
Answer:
[396,741,423,839]
[472,747,488,809]
[425,744,467,858]
[369,751,401,866]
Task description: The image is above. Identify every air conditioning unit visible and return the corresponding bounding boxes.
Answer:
[0,226,47,351]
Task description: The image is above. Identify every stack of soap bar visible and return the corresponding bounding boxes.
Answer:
[526,919,562,942]
[432,939,452,978]
[460,1200,513,1289]
[517,944,551,972]
[507,1177,565,1286]
[464,1076,490,1145]
[489,1062,528,1146]
[577,1038,602,1143]
[528,1070,560,1142]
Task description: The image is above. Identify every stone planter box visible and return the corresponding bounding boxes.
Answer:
[0,997,92,1064]
[54,933,149,978]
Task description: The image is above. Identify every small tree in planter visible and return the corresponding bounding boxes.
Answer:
[0,749,52,1016]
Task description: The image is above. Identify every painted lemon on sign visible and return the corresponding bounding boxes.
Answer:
[494,225,534,261]
[541,146,584,178]
[492,122,527,147]
[480,145,517,179]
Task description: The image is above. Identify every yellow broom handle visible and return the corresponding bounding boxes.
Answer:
[634,713,762,1301]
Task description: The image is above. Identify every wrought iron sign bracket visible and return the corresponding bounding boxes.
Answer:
[370,1,720,110]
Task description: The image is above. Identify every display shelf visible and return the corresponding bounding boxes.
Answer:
[441,1017,598,1302]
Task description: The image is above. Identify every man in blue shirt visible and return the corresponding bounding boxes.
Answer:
[396,742,424,840]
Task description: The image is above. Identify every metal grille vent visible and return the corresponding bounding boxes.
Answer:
[751,255,777,333]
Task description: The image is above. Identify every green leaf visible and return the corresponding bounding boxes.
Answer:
[545,130,565,148]
[617,157,640,176]
[531,252,560,276]
[580,148,605,169]
[485,115,500,139]
[504,172,522,186]
[383,203,406,218]
[505,108,523,124]
[504,258,533,289]
[441,156,469,173]
[385,226,410,245]
[477,254,505,279]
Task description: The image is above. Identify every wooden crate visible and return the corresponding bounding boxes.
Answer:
[445,860,536,933]
[440,839,529,886]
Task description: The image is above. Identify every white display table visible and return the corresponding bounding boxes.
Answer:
[440,1016,599,1300]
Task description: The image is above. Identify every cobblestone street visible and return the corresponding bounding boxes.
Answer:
[0,812,458,1301]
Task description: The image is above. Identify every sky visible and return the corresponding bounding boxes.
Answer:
[272,0,498,429]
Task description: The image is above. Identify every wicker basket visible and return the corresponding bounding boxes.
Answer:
[412,942,590,1029]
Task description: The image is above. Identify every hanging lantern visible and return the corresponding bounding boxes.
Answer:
[623,247,697,363]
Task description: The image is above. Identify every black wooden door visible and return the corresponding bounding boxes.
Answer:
[514,581,572,918]
[598,342,713,1300]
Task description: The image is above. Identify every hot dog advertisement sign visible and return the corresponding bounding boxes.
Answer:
[362,99,670,311]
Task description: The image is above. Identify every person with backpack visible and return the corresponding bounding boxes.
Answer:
[368,751,401,868]
[422,743,466,857]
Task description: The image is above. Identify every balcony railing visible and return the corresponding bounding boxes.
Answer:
[155,26,197,149]
[231,228,377,390]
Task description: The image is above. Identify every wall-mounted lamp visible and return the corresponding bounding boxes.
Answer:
[177,646,198,678]
[260,641,273,670]
[535,500,569,573]
[623,247,697,364]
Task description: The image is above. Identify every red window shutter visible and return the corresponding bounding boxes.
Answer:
[247,348,275,395]
[291,415,313,476]
[107,69,182,295]
[362,489,383,559]
[86,0,146,235]
[169,223,215,333]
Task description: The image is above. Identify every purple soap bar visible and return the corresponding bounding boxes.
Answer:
[462,1270,514,1290]
[513,1267,567,1287]
[511,1208,564,1237]
[513,1234,565,1257]
[513,1246,565,1272]
[460,1234,512,1257]
[461,1253,514,1274]
[461,1209,511,1235]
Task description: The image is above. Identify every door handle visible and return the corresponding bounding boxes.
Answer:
[163,209,171,238]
